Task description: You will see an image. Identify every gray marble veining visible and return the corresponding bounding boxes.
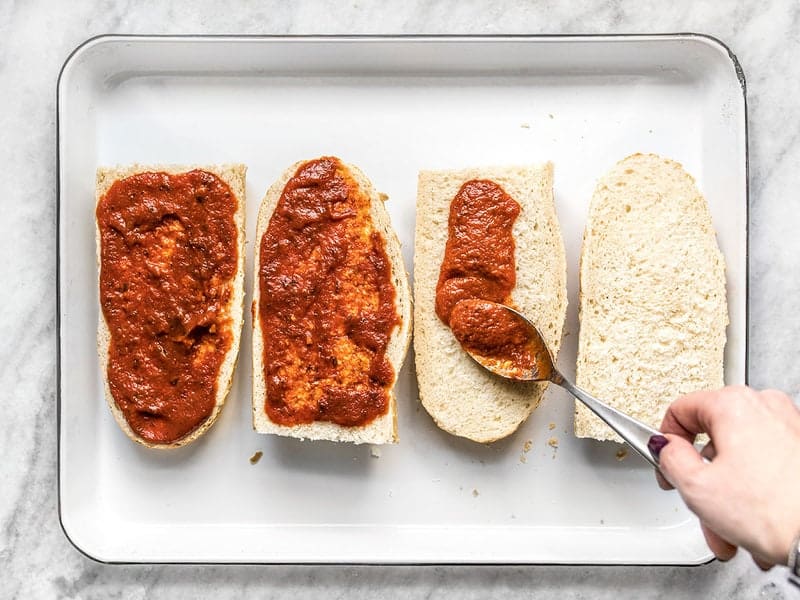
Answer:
[2,0,800,598]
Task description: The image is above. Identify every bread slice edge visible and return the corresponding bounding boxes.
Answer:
[251,159,412,444]
[574,153,728,442]
[95,163,246,449]
[413,162,568,443]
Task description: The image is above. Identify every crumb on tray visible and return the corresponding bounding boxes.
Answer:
[370,446,381,459]
[615,448,628,461]
[249,451,263,465]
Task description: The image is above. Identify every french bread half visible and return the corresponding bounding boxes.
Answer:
[414,163,568,443]
[252,158,412,444]
[96,164,246,449]
[575,153,728,441]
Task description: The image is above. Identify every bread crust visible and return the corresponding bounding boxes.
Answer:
[96,164,246,449]
[251,159,412,444]
[413,163,568,443]
[575,153,728,441]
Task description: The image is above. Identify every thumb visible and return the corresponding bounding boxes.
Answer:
[658,434,707,491]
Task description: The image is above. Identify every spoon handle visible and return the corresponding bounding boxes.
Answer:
[556,376,662,469]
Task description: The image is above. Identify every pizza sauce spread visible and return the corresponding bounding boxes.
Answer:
[450,300,552,380]
[259,157,399,427]
[435,180,531,372]
[96,170,237,445]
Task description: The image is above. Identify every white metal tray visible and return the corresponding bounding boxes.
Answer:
[57,35,747,564]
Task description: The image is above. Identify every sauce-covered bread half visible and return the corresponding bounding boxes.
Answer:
[575,153,728,441]
[95,164,246,448]
[414,163,568,443]
[252,157,412,444]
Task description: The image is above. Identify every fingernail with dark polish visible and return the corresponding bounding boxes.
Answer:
[648,435,669,459]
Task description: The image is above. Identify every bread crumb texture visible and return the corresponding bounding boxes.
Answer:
[575,154,728,441]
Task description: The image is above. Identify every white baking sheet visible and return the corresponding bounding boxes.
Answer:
[57,35,747,564]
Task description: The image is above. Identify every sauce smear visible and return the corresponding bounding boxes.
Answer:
[258,157,399,427]
[436,180,546,378]
[96,170,237,444]
[435,179,520,323]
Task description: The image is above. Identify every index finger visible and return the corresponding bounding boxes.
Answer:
[660,389,723,443]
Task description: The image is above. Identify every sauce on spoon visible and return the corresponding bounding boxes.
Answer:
[449,299,554,381]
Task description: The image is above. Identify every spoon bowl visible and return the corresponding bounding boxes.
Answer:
[449,299,558,382]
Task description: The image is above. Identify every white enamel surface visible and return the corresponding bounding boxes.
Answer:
[58,36,746,564]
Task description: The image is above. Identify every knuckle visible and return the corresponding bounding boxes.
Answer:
[725,384,754,403]
[715,385,760,418]
[726,384,748,393]
[761,388,791,406]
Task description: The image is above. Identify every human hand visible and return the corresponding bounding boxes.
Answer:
[650,385,800,569]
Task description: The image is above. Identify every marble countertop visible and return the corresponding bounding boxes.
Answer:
[3,0,799,598]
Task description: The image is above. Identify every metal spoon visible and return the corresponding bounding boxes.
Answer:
[449,299,663,468]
